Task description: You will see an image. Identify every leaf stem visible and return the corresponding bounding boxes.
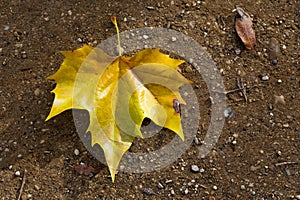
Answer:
[111,16,121,56]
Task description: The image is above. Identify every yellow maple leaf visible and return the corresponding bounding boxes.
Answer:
[46,17,191,182]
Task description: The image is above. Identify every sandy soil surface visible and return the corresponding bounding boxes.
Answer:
[0,0,299,199]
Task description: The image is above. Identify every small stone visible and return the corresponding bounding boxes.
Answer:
[2,58,7,66]
[170,189,175,195]
[3,25,10,30]
[40,140,45,144]
[34,88,40,96]
[74,149,80,156]
[282,124,289,128]
[248,183,254,187]
[295,194,300,199]
[240,185,246,190]
[77,38,83,43]
[180,188,189,195]
[17,154,22,158]
[188,21,195,28]
[27,194,32,198]
[165,179,173,184]
[251,191,256,195]
[9,165,12,170]
[285,169,291,176]
[212,185,217,190]
[277,79,282,83]
[272,59,278,65]
[34,185,40,190]
[199,168,205,173]
[143,35,149,39]
[225,60,231,65]
[276,150,282,156]
[235,48,241,55]
[67,10,72,16]
[260,149,264,154]
[171,37,177,42]
[88,172,94,178]
[191,165,199,173]
[184,188,188,194]
[15,171,21,176]
[146,6,155,10]
[274,95,286,105]
[140,188,156,195]
[261,76,269,81]
[157,182,164,189]
[194,137,199,145]
[282,45,287,50]
[224,107,233,118]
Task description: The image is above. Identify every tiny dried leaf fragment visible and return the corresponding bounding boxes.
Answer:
[235,6,256,51]
[268,37,280,62]
[74,163,95,176]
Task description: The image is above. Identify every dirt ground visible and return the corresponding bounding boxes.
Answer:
[0,0,299,199]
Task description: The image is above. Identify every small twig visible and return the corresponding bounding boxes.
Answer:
[236,77,248,102]
[17,169,27,200]
[275,161,299,167]
[212,87,244,95]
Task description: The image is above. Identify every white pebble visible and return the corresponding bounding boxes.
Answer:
[74,149,80,156]
[295,194,300,199]
[199,168,205,173]
[191,165,199,172]
[262,76,269,81]
[277,79,282,83]
[143,35,149,39]
[170,189,175,195]
[212,185,218,190]
[282,124,289,128]
[15,171,21,176]
[277,150,282,156]
[282,45,287,50]
[171,37,177,42]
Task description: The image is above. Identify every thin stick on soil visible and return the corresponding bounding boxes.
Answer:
[275,161,299,167]
[212,87,244,95]
[236,77,247,102]
[17,169,27,200]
